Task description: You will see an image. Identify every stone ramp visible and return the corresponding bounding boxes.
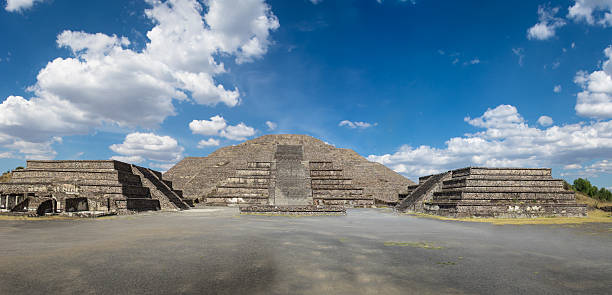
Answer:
[272,145,312,205]
[398,167,586,217]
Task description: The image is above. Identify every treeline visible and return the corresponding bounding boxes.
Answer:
[571,178,612,201]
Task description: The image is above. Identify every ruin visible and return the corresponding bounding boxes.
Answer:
[164,134,414,212]
[397,167,587,217]
[0,160,190,216]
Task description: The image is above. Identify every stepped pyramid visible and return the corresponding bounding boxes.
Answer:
[0,160,189,216]
[397,167,587,217]
[165,134,413,207]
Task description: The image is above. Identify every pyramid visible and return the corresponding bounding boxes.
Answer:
[165,134,413,207]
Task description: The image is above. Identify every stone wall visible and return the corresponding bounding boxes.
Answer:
[0,160,187,216]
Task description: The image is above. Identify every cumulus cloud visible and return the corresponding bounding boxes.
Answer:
[189,115,256,141]
[568,0,612,27]
[368,104,612,181]
[527,5,566,40]
[220,123,256,141]
[0,0,278,158]
[189,115,227,136]
[574,46,612,119]
[339,120,377,129]
[554,85,562,93]
[109,132,184,164]
[266,121,277,130]
[537,115,554,126]
[197,138,220,148]
[5,0,43,12]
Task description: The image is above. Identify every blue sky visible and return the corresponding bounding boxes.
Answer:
[1,0,612,187]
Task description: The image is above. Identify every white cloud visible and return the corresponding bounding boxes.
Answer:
[189,115,227,136]
[266,121,277,130]
[0,0,278,158]
[110,155,145,164]
[149,162,176,172]
[554,85,562,93]
[527,5,566,40]
[537,115,554,126]
[568,0,612,27]
[197,138,220,148]
[574,45,612,119]
[4,137,61,160]
[5,0,43,12]
[190,115,256,141]
[339,120,377,129]
[564,164,582,169]
[368,104,612,181]
[109,132,184,164]
[220,123,256,141]
[512,48,525,66]
[309,0,323,4]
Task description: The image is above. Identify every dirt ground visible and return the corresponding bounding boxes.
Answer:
[0,208,610,295]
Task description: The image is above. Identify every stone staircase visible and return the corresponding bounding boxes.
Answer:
[399,167,587,217]
[309,161,374,207]
[205,162,272,206]
[131,165,190,210]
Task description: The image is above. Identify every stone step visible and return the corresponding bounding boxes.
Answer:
[311,186,363,191]
[235,169,271,177]
[7,178,142,187]
[311,179,353,185]
[434,191,575,200]
[26,160,132,172]
[451,167,551,178]
[450,174,555,180]
[439,186,570,193]
[215,187,269,194]
[428,200,584,207]
[313,195,371,200]
[224,177,270,185]
[442,178,564,189]
[246,162,272,169]
[205,197,268,205]
[310,170,344,177]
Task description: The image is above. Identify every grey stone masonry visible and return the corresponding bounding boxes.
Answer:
[166,134,413,208]
[0,160,189,216]
[397,167,586,218]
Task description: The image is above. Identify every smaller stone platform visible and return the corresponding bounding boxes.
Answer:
[239,205,346,215]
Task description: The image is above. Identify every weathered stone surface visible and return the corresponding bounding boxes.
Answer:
[165,134,414,207]
[0,160,189,216]
[397,167,587,217]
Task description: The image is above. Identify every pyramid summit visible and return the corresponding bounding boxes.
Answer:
[165,134,414,207]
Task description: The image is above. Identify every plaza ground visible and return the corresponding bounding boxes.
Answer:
[0,208,610,294]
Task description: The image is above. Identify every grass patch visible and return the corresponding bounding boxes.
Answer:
[0,215,79,221]
[406,210,612,225]
[383,241,444,249]
[575,192,612,210]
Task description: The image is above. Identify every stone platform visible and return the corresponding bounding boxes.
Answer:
[239,205,346,215]
[397,167,587,217]
[0,160,190,216]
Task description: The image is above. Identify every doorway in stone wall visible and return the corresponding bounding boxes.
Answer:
[37,199,56,216]
[65,197,89,212]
